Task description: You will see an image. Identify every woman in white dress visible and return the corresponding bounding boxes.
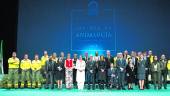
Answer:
[76,55,86,90]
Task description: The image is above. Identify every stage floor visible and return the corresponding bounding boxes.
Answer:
[0,85,170,96]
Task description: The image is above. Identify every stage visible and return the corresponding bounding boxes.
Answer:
[1,0,170,96]
[0,85,170,96]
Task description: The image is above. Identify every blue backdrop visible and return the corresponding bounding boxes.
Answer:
[17,0,170,59]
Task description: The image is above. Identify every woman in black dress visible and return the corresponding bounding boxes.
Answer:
[55,52,65,89]
[126,58,135,90]
[98,55,106,90]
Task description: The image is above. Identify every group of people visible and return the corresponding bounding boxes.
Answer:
[6,50,170,90]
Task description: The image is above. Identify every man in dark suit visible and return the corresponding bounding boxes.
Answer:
[86,55,96,90]
[45,56,56,89]
[105,50,114,89]
[107,63,118,89]
[116,53,127,90]
[72,54,78,88]
[83,52,89,84]
[145,51,153,89]
[131,51,138,85]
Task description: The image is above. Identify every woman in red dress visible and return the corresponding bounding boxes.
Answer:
[65,53,73,89]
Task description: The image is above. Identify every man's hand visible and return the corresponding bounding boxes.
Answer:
[111,74,115,77]
[120,67,124,71]
[101,69,104,72]
[90,70,93,73]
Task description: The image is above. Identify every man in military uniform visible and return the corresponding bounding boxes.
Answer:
[86,55,96,90]
[151,56,161,90]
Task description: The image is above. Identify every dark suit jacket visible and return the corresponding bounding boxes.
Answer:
[116,59,126,72]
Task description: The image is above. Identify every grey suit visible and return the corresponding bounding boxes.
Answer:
[159,59,168,89]
[137,59,146,80]
[116,58,126,89]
